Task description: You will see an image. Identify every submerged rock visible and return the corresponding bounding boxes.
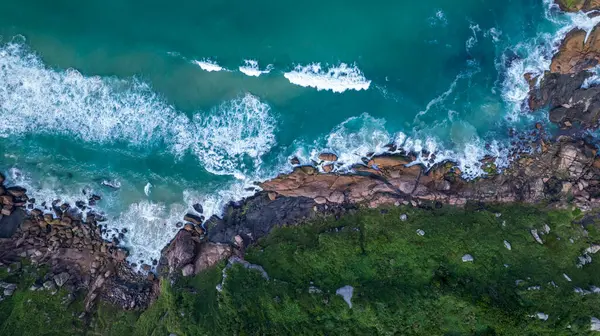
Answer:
[335,285,354,309]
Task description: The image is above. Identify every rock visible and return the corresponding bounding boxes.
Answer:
[0,195,14,206]
[54,272,70,287]
[1,206,12,216]
[290,157,300,165]
[0,172,4,184]
[141,264,151,271]
[162,230,196,273]
[3,287,15,296]
[183,213,203,225]
[335,285,354,309]
[322,164,334,173]
[504,240,512,250]
[192,203,203,214]
[531,229,544,245]
[8,262,21,273]
[194,243,232,274]
[181,264,195,277]
[6,186,26,198]
[400,214,408,222]
[535,312,549,321]
[416,229,425,236]
[462,254,474,262]
[318,153,338,162]
[183,223,194,232]
[268,192,277,201]
[43,280,56,291]
[591,317,600,331]
[314,197,327,204]
[555,0,600,12]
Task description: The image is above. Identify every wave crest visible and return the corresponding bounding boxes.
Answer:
[283,63,371,93]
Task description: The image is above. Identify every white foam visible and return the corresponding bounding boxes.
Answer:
[0,42,276,179]
[107,200,184,266]
[283,63,371,93]
[239,60,273,77]
[301,113,510,179]
[193,59,225,72]
[173,94,277,177]
[144,182,152,197]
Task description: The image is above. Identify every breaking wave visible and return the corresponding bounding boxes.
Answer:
[0,41,276,178]
[283,63,371,93]
[239,60,273,77]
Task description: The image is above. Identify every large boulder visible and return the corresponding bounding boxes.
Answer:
[551,27,600,75]
[161,230,197,273]
[194,243,232,274]
[555,0,600,12]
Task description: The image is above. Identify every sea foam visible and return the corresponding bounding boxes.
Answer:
[283,63,371,93]
[193,59,226,72]
[239,60,273,77]
[0,42,276,178]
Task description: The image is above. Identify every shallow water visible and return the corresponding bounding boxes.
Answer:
[0,0,591,265]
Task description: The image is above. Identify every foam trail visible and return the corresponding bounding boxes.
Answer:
[283,63,371,93]
[0,42,276,178]
[239,60,273,77]
[302,113,510,179]
[193,59,225,72]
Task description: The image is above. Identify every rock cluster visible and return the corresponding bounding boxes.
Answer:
[554,0,600,12]
[529,10,600,129]
[0,174,158,311]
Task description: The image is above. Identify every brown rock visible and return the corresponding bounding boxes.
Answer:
[193,242,232,274]
[0,195,14,206]
[555,0,600,12]
[268,192,277,201]
[323,164,334,173]
[183,223,194,232]
[551,26,600,74]
[183,213,203,225]
[6,186,26,198]
[318,153,338,162]
[162,230,196,273]
[181,264,195,276]
[1,205,12,216]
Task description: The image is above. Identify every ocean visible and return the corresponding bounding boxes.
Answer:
[0,0,595,266]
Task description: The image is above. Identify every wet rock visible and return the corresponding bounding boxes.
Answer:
[6,186,27,198]
[322,164,334,173]
[290,157,300,165]
[183,213,203,225]
[193,203,203,214]
[318,153,338,162]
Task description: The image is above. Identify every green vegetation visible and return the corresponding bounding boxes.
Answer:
[2,204,600,335]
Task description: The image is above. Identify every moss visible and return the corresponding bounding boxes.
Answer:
[2,204,600,335]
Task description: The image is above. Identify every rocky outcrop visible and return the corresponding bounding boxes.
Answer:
[256,138,600,211]
[0,176,158,312]
[551,27,600,75]
[158,229,232,276]
[555,0,600,12]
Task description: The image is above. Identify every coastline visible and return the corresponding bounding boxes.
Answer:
[2,0,600,332]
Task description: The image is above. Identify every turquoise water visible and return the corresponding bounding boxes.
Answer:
[0,0,593,264]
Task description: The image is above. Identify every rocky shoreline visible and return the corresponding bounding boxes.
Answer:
[2,0,600,317]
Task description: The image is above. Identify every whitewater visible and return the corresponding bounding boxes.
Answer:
[0,0,590,267]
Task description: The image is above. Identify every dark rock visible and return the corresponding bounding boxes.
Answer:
[192,203,204,214]
[183,213,203,225]
[160,230,197,274]
[290,157,301,165]
[6,186,27,198]
[0,208,25,238]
